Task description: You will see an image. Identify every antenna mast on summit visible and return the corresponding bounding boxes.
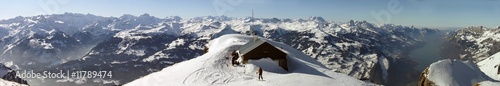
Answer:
[251,9,254,28]
[251,9,257,41]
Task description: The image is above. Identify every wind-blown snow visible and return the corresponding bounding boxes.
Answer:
[125,34,374,86]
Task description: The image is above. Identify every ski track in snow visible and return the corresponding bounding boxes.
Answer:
[180,39,252,85]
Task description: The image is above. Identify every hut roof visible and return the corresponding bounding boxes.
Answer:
[238,38,266,55]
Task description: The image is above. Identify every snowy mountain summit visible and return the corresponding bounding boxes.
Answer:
[125,34,375,86]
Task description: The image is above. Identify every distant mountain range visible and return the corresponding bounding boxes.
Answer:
[0,13,439,85]
[442,26,500,62]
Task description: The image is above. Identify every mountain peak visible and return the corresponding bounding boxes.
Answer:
[347,20,356,25]
[166,16,181,19]
[139,13,151,17]
[120,14,136,19]
[308,16,326,22]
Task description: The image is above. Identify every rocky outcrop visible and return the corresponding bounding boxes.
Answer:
[418,67,435,86]
[0,64,29,85]
[1,71,29,84]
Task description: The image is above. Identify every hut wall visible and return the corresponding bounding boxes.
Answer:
[242,42,288,71]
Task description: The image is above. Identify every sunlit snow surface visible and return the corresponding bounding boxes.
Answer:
[478,52,500,81]
[426,59,499,86]
[125,34,374,86]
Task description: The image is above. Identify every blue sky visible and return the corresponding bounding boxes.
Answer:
[1,0,500,28]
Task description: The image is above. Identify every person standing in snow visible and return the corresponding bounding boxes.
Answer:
[257,67,263,81]
[231,50,239,66]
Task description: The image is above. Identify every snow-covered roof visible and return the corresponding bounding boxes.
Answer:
[238,38,266,55]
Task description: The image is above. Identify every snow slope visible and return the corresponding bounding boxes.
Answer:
[478,52,500,81]
[424,59,497,86]
[125,34,374,86]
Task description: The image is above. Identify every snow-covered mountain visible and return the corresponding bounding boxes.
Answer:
[0,13,107,70]
[418,59,499,86]
[0,13,438,85]
[125,34,376,86]
[0,63,29,86]
[442,26,500,62]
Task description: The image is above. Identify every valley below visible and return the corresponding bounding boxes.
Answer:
[386,31,448,86]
